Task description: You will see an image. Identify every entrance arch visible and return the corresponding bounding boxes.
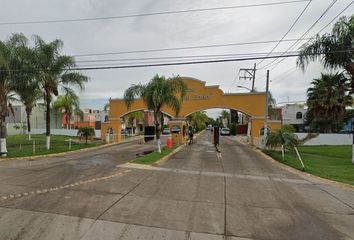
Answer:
[101,77,281,145]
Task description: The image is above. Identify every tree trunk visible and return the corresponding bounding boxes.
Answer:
[0,116,7,157]
[45,91,51,150]
[154,111,161,153]
[26,110,31,141]
[345,63,354,92]
[66,109,69,129]
[86,135,88,144]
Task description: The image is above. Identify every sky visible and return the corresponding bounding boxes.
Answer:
[1,0,353,118]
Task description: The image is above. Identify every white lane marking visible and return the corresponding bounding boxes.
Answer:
[0,171,126,202]
[118,163,312,185]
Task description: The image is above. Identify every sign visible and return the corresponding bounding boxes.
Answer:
[171,125,181,133]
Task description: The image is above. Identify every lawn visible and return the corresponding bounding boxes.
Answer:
[4,134,104,158]
[132,145,178,165]
[264,145,354,185]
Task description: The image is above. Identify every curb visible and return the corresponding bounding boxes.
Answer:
[232,136,354,191]
[152,144,186,166]
[134,130,206,166]
[256,149,354,191]
[0,136,143,163]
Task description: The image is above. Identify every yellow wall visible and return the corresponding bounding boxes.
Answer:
[103,77,281,144]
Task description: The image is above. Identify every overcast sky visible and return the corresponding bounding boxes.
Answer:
[1,0,353,117]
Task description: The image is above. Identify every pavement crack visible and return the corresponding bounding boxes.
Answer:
[95,171,151,221]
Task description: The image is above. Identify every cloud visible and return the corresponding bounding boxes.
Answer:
[1,0,352,112]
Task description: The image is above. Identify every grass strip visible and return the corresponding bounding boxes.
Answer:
[133,145,178,165]
[263,145,354,186]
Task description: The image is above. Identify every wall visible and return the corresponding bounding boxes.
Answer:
[296,133,352,145]
[28,129,101,138]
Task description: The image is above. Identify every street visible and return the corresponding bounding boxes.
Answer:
[0,131,354,240]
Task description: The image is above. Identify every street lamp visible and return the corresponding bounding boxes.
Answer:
[237,85,252,91]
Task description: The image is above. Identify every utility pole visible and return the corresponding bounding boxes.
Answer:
[263,70,270,149]
[239,63,256,92]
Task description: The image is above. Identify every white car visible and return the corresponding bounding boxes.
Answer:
[220,128,230,136]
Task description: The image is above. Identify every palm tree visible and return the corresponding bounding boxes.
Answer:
[266,125,298,157]
[16,80,42,141]
[306,72,352,133]
[126,111,144,135]
[0,33,29,156]
[8,35,40,141]
[124,74,187,152]
[220,110,230,127]
[53,89,80,129]
[32,36,88,150]
[297,15,354,90]
[77,126,95,144]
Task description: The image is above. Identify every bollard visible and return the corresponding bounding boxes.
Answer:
[69,138,72,150]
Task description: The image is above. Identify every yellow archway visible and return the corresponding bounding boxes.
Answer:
[101,77,281,145]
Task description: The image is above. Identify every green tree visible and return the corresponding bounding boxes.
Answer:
[126,111,144,134]
[124,74,187,152]
[77,126,95,144]
[266,127,299,157]
[10,35,40,141]
[53,89,81,129]
[219,110,230,127]
[0,33,29,156]
[297,15,354,90]
[187,111,209,132]
[306,73,352,133]
[33,36,88,150]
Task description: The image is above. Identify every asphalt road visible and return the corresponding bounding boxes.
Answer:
[0,132,353,240]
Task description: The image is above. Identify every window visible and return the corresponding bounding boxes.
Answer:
[296,112,302,119]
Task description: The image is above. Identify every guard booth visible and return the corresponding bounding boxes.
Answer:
[169,119,186,145]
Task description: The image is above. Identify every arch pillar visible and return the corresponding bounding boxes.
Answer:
[101,118,121,143]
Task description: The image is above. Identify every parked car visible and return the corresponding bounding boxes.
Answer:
[162,128,171,135]
[220,128,230,136]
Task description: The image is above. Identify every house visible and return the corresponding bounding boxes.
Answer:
[281,103,307,132]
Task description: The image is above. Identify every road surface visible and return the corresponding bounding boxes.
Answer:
[0,131,353,239]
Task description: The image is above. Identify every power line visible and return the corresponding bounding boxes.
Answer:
[0,0,311,26]
[258,0,339,70]
[73,38,310,57]
[75,51,307,63]
[257,0,312,65]
[267,0,353,71]
[4,49,350,72]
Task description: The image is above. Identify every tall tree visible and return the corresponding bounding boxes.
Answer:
[187,111,209,132]
[53,89,81,129]
[124,74,187,152]
[33,36,88,149]
[219,110,230,127]
[297,15,354,90]
[306,72,352,133]
[16,80,42,141]
[0,33,28,156]
[10,35,40,141]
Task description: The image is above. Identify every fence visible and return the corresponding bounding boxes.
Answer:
[295,133,352,146]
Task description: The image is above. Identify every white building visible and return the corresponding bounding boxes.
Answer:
[282,103,307,132]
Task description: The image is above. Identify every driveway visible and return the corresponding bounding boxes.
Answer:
[0,132,353,239]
